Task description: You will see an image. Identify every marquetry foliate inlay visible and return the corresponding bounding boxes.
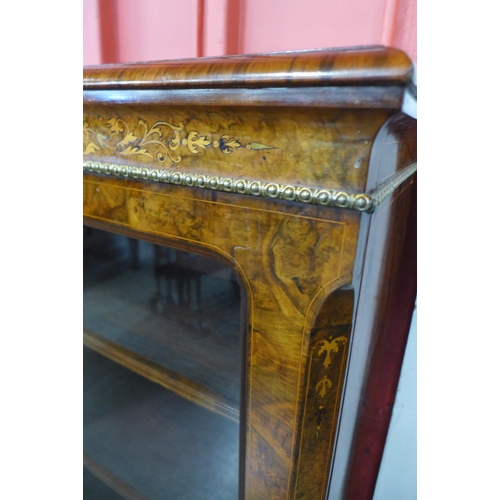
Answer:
[83,117,275,164]
[293,323,351,500]
[313,335,348,434]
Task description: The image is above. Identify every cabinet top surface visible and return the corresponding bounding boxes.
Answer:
[83,45,413,90]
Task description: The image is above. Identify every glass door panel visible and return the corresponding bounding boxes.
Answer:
[83,225,242,499]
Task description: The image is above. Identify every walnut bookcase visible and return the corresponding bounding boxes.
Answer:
[83,46,417,500]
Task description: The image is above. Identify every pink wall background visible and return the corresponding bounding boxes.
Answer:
[83,0,416,65]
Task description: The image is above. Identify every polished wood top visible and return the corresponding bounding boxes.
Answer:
[83,46,413,90]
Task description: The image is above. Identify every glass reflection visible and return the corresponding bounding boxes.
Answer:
[83,226,242,404]
[83,226,242,500]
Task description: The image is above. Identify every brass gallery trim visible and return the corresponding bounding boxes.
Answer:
[370,162,417,207]
[82,161,416,213]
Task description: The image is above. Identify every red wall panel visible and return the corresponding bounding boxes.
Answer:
[240,0,387,54]
[84,0,416,65]
[83,0,102,65]
[113,0,198,62]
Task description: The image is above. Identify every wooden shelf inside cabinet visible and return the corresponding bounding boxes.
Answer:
[83,347,240,500]
[83,329,239,422]
[83,46,417,500]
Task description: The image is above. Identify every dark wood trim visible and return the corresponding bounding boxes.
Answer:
[83,86,405,109]
[342,176,417,499]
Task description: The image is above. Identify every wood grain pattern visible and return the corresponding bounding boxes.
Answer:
[83,47,417,500]
[83,86,406,110]
[83,104,392,195]
[83,46,413,89]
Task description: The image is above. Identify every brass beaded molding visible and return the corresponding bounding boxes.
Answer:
[83,161,416,213]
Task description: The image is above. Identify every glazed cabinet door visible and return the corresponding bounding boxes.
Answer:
[83,225,244,499]
[83,174,360,500]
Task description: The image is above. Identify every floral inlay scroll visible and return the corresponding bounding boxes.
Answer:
[315,376,333,399]
[313,335,348,435]
[83,117,275,165]
[294,292,353,498]
[317,336,348,370]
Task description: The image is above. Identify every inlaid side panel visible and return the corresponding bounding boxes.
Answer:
[83,175,360,499]
[293,288,353,500]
